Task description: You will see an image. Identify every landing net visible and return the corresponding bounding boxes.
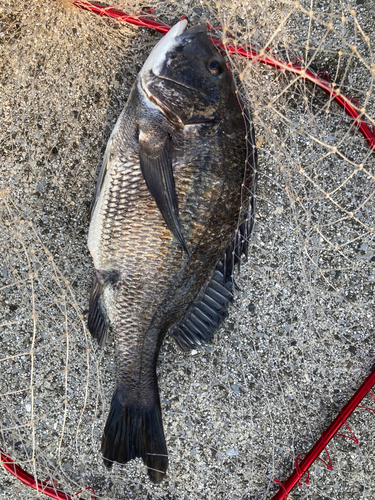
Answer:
[0,1,374,499]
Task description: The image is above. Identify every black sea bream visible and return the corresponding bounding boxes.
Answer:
[87,20,256,483]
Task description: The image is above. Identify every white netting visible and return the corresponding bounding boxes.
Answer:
[0,0,374,499]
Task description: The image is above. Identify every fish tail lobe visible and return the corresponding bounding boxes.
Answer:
[101,389,168,483]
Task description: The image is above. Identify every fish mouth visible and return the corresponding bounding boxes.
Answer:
[141,21,207,81]
[140,20,189,78]
[175,24,206,46]
[141,20,207,95]
[154,75,199,93]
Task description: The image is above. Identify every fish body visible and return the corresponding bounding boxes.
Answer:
[87,20,256,483]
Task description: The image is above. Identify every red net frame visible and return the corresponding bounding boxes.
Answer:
[2,366,374,499]
[75,0,375,151]
[2,2,374,498]
[0,449,96,499]
[271,369,375,500]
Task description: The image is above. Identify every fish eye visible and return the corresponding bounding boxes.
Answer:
[207,59,222,76]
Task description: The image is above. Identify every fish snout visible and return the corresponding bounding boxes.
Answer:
[175,25,206,46]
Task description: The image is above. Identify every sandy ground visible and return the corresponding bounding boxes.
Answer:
[0,0,374,499]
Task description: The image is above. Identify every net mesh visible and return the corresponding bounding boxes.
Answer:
[0,0,374,499]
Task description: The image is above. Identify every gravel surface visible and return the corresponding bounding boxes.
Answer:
[0,0,374,499]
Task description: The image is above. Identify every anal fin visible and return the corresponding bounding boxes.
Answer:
[87,273,109,347]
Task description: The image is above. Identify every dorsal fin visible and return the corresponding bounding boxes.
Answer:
[171,193,256,351]
[171,265,233,351]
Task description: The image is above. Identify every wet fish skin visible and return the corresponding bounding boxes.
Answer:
[87,20,255,483]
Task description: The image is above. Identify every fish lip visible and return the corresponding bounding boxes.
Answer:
[140,20,203,94]
[140,20,188,78]
[175,24,206,46]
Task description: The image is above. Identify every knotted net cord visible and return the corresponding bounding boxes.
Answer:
[0,1,374,498]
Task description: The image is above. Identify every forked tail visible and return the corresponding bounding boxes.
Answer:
[101,388,168,483]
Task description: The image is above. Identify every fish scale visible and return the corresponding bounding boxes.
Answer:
[87,20,256,484]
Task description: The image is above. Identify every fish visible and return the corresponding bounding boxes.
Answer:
[87,19,257,484]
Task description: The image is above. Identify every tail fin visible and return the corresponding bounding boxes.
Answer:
[101,389,168,483]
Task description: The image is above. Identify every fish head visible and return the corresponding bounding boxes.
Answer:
[140,20,238,127]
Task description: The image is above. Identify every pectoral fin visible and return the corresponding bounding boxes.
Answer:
[139,136,189,258]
